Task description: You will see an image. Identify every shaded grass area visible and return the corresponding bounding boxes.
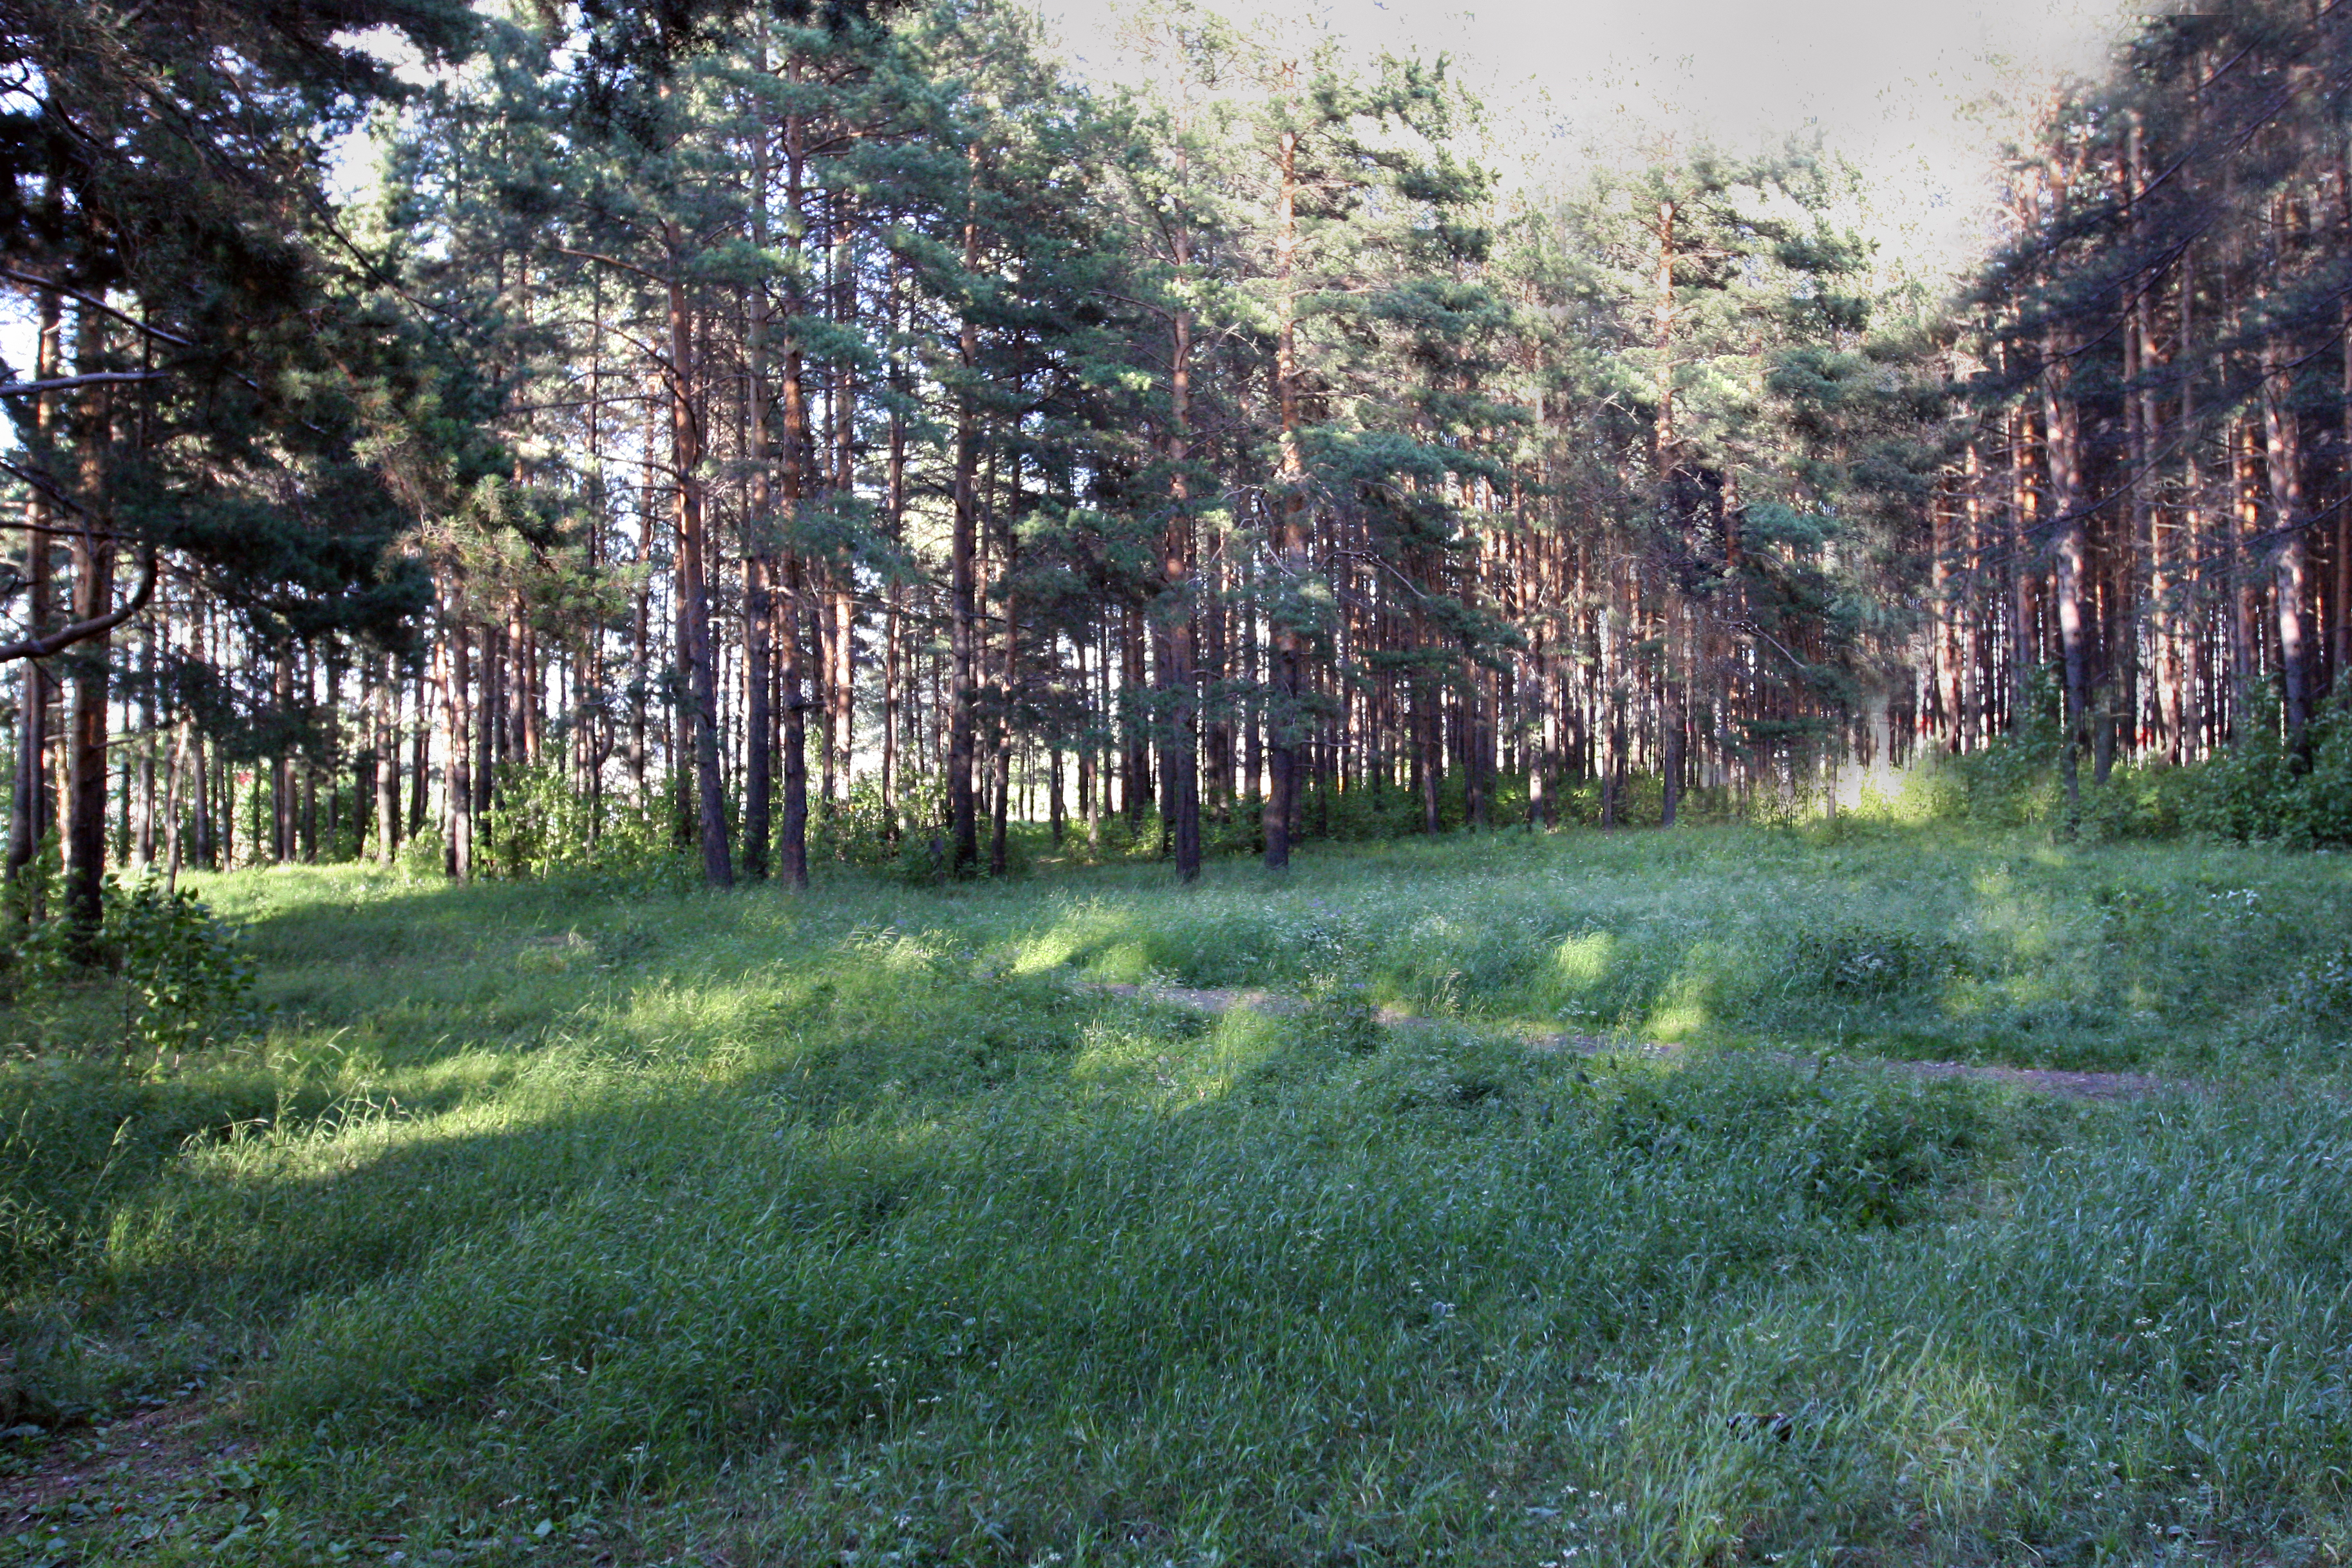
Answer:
[1,826,2349,1565]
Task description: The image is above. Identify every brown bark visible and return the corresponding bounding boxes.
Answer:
[8,279,59,896]
[1265,73,1304,870]
[666,226,733,888]
[948,145,984,872]
[743,68,776,881]
[2260,335,2314,755]
[375,655,401,864]
[1163,191,1201,882]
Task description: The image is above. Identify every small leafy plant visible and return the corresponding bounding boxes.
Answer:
[1,864,256,1061]
[108,873,258,1060]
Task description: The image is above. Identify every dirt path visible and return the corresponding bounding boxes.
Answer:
[0,1398,253,1555]
[1084,980,2188,1103]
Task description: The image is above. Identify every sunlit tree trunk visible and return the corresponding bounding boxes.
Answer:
[2261,333,2313,757]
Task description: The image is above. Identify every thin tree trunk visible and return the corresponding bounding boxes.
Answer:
[1265,77,1304,871]
[1163,216,1202,882]
[2044,328,2091,826]
[64,316,115,947]
[446,617,473,881]
[742,64,775,881]
[375,656,400,864]
[665,229,733,888]
[2261,335,2314,757]
[948,148,984,873]
[6,284,58,900]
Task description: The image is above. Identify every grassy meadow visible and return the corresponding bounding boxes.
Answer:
[4,822,2352,1565]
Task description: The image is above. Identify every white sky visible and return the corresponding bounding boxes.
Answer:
[1031,0,2138,281]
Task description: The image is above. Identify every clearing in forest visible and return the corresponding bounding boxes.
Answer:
[3,825,2351,1565]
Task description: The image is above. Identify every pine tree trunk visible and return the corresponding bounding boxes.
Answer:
[948,150,983,873]
[2261,335,2314,757]
[665,244,732,888]
[881,258,909,837]
[64,477,113,945]
[133,613,155,869]
[991,574,1014,877]
[375,657,400,864]
[446,618,473,881]
[64,316,117,949]
[630,382,655,807]
[742,98,775,881]
[8,281,61,902]
[1265,83,1303,872]
[2046,328,2091,825]
[2011,400,2042,734]
[1163,268,1201,882]
[780,562,809,889]
[2231,416,2263,740]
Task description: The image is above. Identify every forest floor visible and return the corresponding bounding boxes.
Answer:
[3,822,2351,1565]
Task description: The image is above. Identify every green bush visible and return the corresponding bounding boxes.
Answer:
[1907,683,2352,849]
[1,867,254,1060]
[109,873,258,1058]
[2175,690,2352,848]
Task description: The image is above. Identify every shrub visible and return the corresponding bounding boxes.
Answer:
[2175,689,2352,848]
[109,873,258,1058]
[0,868,255,1060]
[1906,682,2352,850]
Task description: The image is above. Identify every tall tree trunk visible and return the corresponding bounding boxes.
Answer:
[64,357,114,947]
[630,381,655,807]
[881,258,909,837]
[2261,335,2314,758]
[162,712,189,891]
[7,281,59,901]
[2338,278,2352,702]
[742,77,775,881]
[780,559,809,889]
[133,613,155,869]
[1265,80,1304,871]
[1163,224,1201,882]
[2010,400,2042,735]
[2231,416,2263,738]
[666,230,733,887]
[446,616,473,882]
[948,151,984,873]
[991,573,1015,877]
[2044,330,2091,826]
[2177,249,2205,762]
[375,656,400,864]
[829,192,859,805]
[1661,630,1686,826]
[475,622,500,826]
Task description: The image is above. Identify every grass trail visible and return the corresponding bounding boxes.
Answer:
[1,825,2347,1565]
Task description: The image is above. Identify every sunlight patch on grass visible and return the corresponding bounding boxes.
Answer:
[1554,930,1614,985]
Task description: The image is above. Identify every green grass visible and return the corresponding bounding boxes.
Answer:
[3,824,2351,1565]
